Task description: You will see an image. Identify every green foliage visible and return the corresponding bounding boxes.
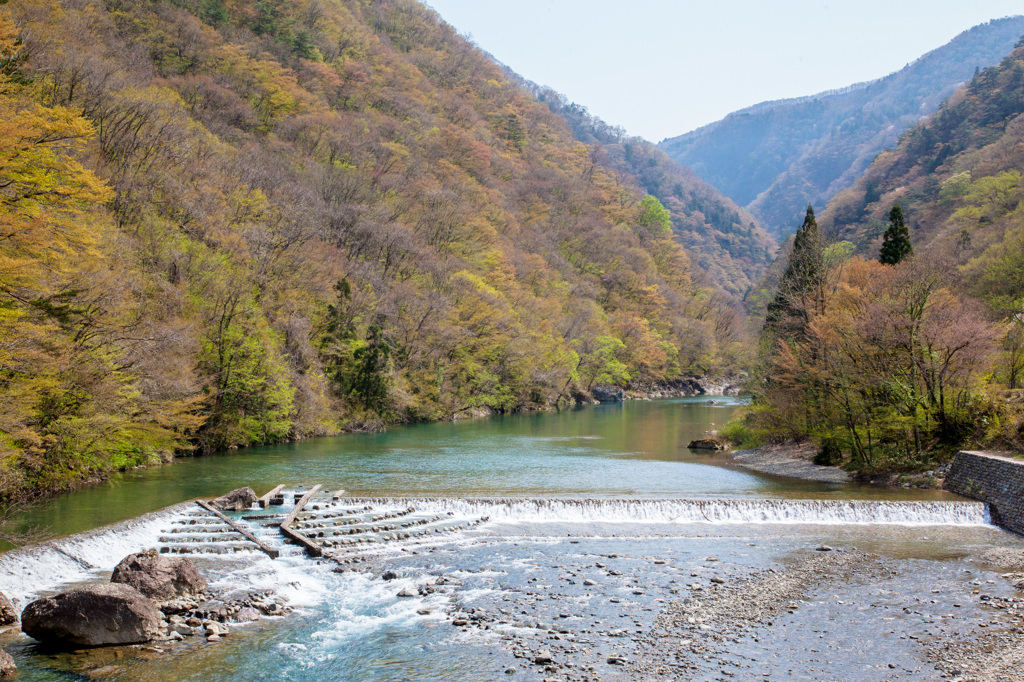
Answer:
[718,408,770,449]
[764,205,821,337]
[636,194,671,234]
[200,0,229,27]
[0,0,755,500]
[503,113,525,151]
[823,240,856,266]
[576,336,631,388]
[939,171,971,204]
[253,0,287,37]
[879,205,913,265]
[813,438,844,466]
[197,297,295,451]
[348,325,393,414]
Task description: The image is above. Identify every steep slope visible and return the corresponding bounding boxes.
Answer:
[660,17,1024,236]
[733,46,1024,471]
[818,40,1024,404]
[524,86,776,298]
[822,42,1024,267]
[0,0,747,500]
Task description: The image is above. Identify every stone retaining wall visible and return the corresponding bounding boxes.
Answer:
[946,450,1024,535]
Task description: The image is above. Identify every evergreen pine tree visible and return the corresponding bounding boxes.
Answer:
[764,204,822,337]
[200,0,229,27]
[879,204,913,265]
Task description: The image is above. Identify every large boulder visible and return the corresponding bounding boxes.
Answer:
[591,385,625,402]
[111,552,208,601]
[21,583,163,647]
[0,592,16,625]
[0,649,14,679]
[209,487,257,511]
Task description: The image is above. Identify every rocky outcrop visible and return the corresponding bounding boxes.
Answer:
[209,487,257,511]
[0,649,14,679]
[21,583,163,647]
[625,376,744,400]
[111,552,208,602]
[0,592,16,625]
[687,438,728,451]
[591,385,625,402]
[665,377,742,397]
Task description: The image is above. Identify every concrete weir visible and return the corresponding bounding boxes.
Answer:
[946,450,1024,535]
[154,486,491,563]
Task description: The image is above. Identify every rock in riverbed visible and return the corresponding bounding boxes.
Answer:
[21,584,164,647]
[111,552,208,601]
[209,487,258,511]
[687,438,727,451]
[0,592,16,625]
[0,649,14,678]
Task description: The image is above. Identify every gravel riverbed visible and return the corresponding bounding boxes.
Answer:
[370,525,1024,681]
[729,444,851,483]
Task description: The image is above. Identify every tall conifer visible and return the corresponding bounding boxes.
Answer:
[879,204,913,265]
[764,205,822,337]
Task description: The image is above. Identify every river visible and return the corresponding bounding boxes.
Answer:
[1,397,1021,680]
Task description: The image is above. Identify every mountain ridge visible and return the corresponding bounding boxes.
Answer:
[660,16,1024,236]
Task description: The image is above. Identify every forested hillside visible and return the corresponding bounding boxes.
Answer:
[523,86,776,297]
[733,41,1024,475]
[660,17,1024,237]
[0,0,749,500]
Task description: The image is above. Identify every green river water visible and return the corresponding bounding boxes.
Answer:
[6,396,955,542]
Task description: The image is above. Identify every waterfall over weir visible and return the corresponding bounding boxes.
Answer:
[346,497,992,527]
[0,496,991,611]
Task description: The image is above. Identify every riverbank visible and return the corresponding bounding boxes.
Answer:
[1,380,743,508]
[729,443,851,483]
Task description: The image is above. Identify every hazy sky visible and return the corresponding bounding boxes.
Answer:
[425,1,1024,141]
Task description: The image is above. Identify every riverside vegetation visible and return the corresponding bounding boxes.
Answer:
[4,0,1024,506]
[728,39,1024,477]
[0,0,754,502]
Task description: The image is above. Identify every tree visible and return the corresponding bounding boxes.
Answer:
[879,204,913,265]
[636,194,671,234]
[200,0,229,27]
[764,205,824,337]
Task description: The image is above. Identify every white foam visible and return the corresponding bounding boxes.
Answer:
[0,506,188,607]
[310,572,442,644]
[342,498,992,527]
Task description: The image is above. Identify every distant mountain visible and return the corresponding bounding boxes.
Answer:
[821,40,1024,268]
[513,82,776,297]
[659,16,1024,237]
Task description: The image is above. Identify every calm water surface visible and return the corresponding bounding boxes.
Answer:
[9,397,956,541]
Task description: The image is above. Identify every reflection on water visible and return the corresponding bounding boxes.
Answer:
[5,397,963,544]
